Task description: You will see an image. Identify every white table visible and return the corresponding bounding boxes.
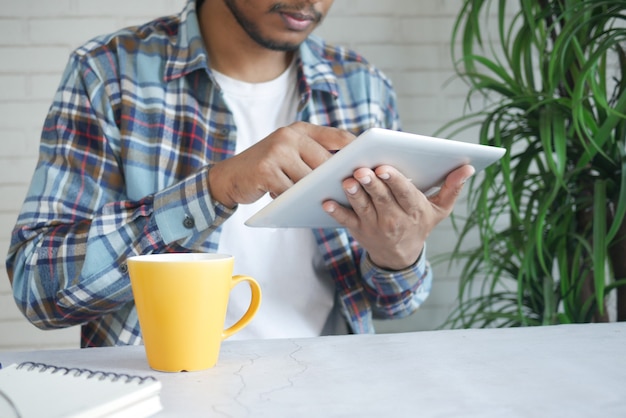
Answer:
[1,323,625,417]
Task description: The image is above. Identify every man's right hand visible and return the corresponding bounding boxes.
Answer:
[208,122,355,208]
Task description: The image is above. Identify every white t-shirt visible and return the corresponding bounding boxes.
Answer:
[213,61,342,339]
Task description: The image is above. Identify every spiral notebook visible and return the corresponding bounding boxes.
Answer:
[0,362,162,418]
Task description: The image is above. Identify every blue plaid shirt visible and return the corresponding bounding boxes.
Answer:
[6,0,432,347]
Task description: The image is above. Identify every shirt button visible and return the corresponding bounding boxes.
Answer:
[183,215,195,229]
[119,263,128,274]
[220,128,230,136]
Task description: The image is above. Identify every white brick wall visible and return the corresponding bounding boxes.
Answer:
[0,0,470,351]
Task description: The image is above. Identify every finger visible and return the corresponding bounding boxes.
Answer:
[351,167,400,212]
[322,175,386,227]
[343,175,380,221]
[280,155,317,185]
[284,123,356,179]
[430,165,475,211]
[322,200,359,228]
[259,124,348,186]
[266,169,298,198]
[289,121,356,150]
[372,165,418,212]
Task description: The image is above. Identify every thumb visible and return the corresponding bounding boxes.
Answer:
[430,165,475,211]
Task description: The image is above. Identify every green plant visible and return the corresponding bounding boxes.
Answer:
[438,0,626,328]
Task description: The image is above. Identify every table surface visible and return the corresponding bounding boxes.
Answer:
[1,323,625,417]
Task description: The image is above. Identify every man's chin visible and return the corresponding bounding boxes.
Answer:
[250,33,305,52]
[262,41,301,52]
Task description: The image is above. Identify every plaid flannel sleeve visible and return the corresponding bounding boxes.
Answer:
[5,52,231,330]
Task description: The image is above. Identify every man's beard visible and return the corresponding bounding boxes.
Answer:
[224,1,323,51]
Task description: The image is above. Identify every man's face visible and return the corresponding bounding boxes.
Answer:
[223,0,334,51]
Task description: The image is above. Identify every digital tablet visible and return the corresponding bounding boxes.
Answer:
[245,128,506,228]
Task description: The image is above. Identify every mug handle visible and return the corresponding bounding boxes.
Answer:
[222,275,262,339]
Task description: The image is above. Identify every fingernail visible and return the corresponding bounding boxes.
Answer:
[346,184,358,194]
[357,175,371,185]
[377,172,390,180]
[324,203,336,213]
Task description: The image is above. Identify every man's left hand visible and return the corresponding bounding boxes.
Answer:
[322,164,475,271]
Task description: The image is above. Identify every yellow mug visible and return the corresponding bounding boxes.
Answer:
[127,253,261,372]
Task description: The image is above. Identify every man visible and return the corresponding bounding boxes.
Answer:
[6,0,474,347]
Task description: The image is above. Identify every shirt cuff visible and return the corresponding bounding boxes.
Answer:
[360,244,429,294]
[152,167,234,244]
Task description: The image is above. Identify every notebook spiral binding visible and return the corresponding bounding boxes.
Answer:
[16,361,158,384]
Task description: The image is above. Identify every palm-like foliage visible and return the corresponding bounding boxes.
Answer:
[439,0,626,328]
